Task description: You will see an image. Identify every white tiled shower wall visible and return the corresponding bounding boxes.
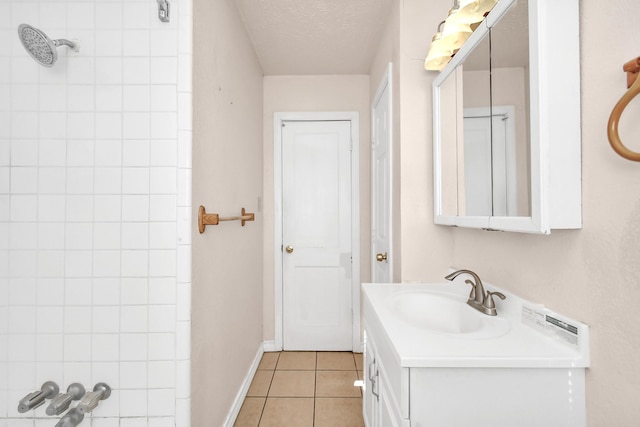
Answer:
[0,0,192,426]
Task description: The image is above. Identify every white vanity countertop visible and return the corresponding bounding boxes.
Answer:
[362,281,590,369]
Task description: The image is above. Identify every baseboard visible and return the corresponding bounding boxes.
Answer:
[223,343,265,427]
[262,340,280,352]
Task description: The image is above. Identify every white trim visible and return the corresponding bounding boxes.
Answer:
[371,63,393,283]
[274,111,361,352]
[223,343,265,427]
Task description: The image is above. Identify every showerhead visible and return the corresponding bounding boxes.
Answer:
[17,24,78,67]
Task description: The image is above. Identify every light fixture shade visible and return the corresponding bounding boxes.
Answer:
[457,0,498,24]
[424,33,452,71]
[439,14,473,52]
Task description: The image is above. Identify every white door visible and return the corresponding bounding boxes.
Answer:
[282,120,353,350]
[371,66,392,283]
[463,106,516,216]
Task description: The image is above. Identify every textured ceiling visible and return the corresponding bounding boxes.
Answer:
[233,0,394,75]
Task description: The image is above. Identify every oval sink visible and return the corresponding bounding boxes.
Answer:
[388,291,511,339]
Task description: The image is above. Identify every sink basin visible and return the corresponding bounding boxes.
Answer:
[388,291,510,338]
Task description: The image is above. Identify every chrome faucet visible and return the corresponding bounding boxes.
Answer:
[445,269,506,316]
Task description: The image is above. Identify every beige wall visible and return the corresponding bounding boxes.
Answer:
[399,0,640,425]
[192,0,264,424]
[262,75,371,343]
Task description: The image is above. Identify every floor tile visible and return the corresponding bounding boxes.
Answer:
[354,352,363,370]
[269,370,316,397]
[258,352,280,370]
[316,370,361,397]
[247,370,274,397]
[315,397,365,427]
[276,351,316,370]
[317,352,357,370]
[260,397,314,427]
[233,397,265,427]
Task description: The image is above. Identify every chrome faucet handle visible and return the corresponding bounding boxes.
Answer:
[483,291,506,316]
[46,383,86,415]
[17,381,59,413]
[76,382,111,414]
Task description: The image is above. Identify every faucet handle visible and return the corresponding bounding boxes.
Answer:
[463,279,477,300]
[46,383,86,416]
[76,383,111,414]
[483,291,506,315]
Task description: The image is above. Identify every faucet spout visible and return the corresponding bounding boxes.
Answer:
[444,269,485,305]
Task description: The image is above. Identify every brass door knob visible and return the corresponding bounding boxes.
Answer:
[285,245,294,254]
[376,252,387,262]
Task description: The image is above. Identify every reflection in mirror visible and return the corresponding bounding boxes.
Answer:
[460,31,491,216]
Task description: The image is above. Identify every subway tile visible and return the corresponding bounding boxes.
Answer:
[150,167,176,194]
[92,278,121,306]
[38,140,66,167]
[67,85,95,112]
[93,222,122,250]
[67,3,95,30]
[148,305,175,332]
[151,86,177,112]
[122,167,150,194]
[123,140,150,167]
[9,223,37,250]
[120,305,148,333]
[92,306,120,333]
[12,112,39,139]
[93,195,122,222]
[123,2,151,30]
[96,58,123,85]
[120,250,148,277]
[95,140,123,167]
[35,335,64,361]
[93,250,122,277]
[95,3,123,30]
[149,195,176,221]
[96,30,124,57]
[63,361,91,391]
[148,389,175,416]
[95,112,123,139]
[150,112,177,139]
[36,250,65,278]
[120,361,148,389]
[39,85,67,112]
[36,279,64,306]
[149,360,176,389]
[66,167,94,194]
[94,167,122,194]
[64,278,92,305]
[123,112,150,139]
[67,57,96,85]
[123,58,150,84]
[65,195,94,222]
[149,332,175,360]
[149,249,176,277]
[10,140,38,166]
[65,222,93,250]
[11,85,39,111]
[149,278,176,305]
[122,195,150,222]
[36,306,64,336]
[38,167,66,194]
[150,140,177,166]
[93,334,120,362]
[67,113,95,139]
[63,334,91,361]
[11,167,38,193]
[92,361,120,391]
[121,222,149,250]
[123,30,150,57]
[66,139,95,166]
[8,334,36,361]
[36,195,64,222]
[149,222,176,249]
[120,333,148,361]
[123,85,151,112]
[9,250,37,278]
[120,389,148,417]
[64,306,92,333]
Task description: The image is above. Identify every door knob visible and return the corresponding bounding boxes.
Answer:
[376,252,387,262]
[285,245,294,254]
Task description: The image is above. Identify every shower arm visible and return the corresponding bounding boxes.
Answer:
[52,38,78,52]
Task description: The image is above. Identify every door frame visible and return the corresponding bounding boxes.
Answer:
[371,63,393,283]
[274,111,361,352]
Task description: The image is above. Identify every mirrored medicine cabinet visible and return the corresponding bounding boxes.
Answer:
[432,0,581,234]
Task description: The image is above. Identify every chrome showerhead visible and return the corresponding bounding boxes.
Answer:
[17,24,78,67]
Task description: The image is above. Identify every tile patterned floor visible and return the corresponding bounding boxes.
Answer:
[234,351,365,427]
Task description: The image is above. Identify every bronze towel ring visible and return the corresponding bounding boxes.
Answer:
[608,57,640,161]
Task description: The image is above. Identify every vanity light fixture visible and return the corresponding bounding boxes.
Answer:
[424,21,453,71]
[424,0,497,71]
[457,0,498,25]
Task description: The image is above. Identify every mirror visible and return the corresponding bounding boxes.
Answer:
[439,0,529,219]
[433,0,581,234]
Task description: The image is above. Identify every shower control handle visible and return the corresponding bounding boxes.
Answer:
[46,383,86,416]
[17,381,59,413]
[77,383,111,414]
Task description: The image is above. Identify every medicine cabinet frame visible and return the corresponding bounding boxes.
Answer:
[432,0,581,234]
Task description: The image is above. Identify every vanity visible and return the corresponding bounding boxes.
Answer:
[362,278,590,427]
